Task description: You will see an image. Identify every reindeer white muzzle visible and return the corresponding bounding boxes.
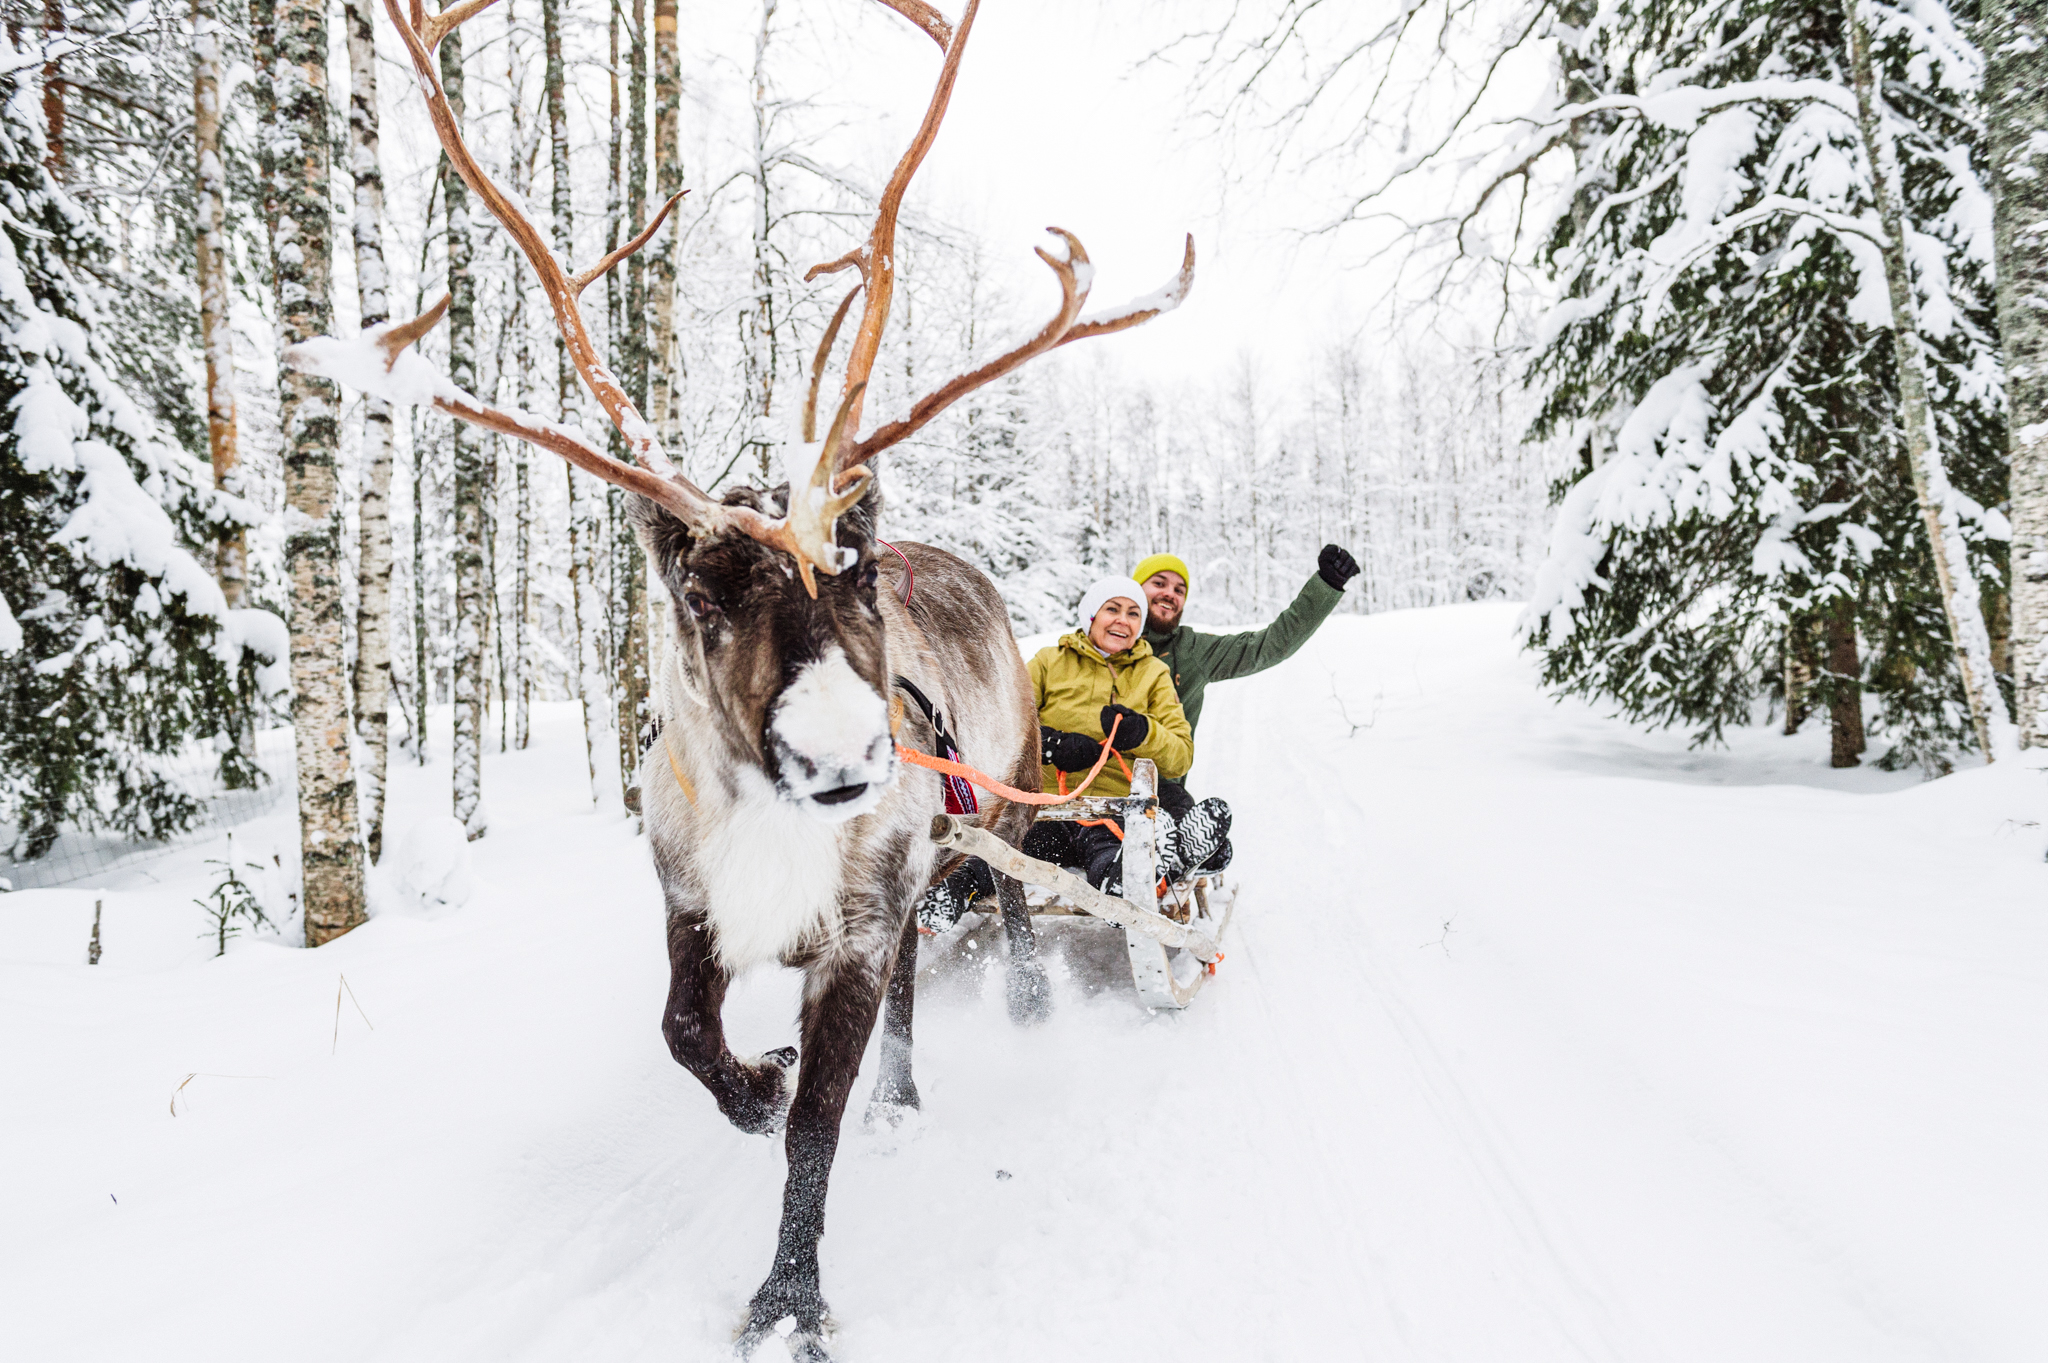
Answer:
[767,646,894,821]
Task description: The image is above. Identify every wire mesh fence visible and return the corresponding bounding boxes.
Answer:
[0,728,296,892]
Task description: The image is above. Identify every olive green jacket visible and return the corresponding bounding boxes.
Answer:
[1027,633,1193,800]
[1143,571,1344,771]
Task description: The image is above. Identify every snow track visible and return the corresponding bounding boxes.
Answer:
[4,604,2044,1361]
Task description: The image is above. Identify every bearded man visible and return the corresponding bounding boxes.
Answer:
[1130,545,1359,869]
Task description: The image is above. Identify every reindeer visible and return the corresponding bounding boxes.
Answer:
[292,0,1192,1355]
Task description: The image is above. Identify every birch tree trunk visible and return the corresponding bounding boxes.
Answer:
[413,407,431,766]
[40,0,63,179]
[643,0,679,703]
[273,0,364,944]
[250,0,277,277]
[506,7,533,753]
[343,0,395,862]
[192,0,243,609]
[512,308,532,751]
[1985,0,2048,749]
[442,27,487,837]
[1784,616,1816,735]
[537,0,593,794]
[650,0,679,444]
[1841,0,2008,759]
[616,0,650,813]
[747,0,779,477]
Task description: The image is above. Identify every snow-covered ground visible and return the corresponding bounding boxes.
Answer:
[4,602,2044,1362]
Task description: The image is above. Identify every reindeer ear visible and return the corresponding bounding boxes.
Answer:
[628,493,693,583]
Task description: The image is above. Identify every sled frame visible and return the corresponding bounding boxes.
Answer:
[927,759,1234,1010]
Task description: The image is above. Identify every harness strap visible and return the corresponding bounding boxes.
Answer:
[892,711,1125,807]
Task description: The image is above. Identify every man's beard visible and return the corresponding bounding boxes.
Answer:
[1147,605,1179,632]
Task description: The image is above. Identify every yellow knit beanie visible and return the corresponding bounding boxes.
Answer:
[1130,553,1191,595]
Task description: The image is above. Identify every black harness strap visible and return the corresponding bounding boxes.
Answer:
[894,676,978,815]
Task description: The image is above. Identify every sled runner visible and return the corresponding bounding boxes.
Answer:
[926,759,1237,1010]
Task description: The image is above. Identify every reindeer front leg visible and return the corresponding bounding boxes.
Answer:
[738,926,901,1359]
[662,913,797,1136]
[865,911,922,1124]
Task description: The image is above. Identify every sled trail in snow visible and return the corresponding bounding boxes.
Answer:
[2,603,2044,1362]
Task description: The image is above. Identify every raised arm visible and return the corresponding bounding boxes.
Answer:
[1185,567,1347,684]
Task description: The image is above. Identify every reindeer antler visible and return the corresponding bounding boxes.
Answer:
[317,0,871,597]
[804,0,1196,484]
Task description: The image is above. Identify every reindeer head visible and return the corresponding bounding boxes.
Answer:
[633,470,895,821]
[306,0,1193,821]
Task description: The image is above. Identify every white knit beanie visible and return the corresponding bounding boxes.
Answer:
[1076,576,1148,632]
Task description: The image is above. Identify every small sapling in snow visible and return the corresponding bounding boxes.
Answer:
[1328,669,1381,739]
[194,835,272,956]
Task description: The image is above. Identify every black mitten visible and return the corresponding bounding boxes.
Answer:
[1099,704,1150,752]
[1318,543,1360,589]
[1040,727,1101,772]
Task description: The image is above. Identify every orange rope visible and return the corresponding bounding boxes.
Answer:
[896,713,1127,807]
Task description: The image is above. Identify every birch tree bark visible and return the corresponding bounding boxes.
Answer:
[192,0,243,609]
[642,0,679,704]
[343,0,395,861]
[413,406,431,765]
[506,7,533,753]
[273,0,364,944]
[40,0,63,179]
[442,26,486,837]
[548,0,596,798]
[1784,617,1816,735]
[616,0,650,812]
[1841,0,2009,759]
[650,0,679,444]
[250,0,276,273]
[747,0,779,477]
[1985,0,2048,748]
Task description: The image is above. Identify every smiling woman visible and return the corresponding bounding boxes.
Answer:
[918,576,1200,928]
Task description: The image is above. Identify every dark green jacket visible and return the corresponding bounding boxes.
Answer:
[1144,571,1344,738]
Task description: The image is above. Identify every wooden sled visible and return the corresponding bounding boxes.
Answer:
[926,759,1237,1010]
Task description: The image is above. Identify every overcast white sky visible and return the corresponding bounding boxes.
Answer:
[351,0,1439,386]
[749,0,1388,385]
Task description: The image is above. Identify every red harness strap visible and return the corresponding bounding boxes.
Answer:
[877,538,914,605]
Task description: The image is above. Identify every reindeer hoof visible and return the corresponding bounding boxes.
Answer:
[735,1290,834,1361]
[1006,960,1053,1026]
[735,1318,834,1362]
[725,1047,799,1136]
[860,1096,925,1137]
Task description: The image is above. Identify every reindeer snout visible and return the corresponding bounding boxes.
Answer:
[767,648,894,821]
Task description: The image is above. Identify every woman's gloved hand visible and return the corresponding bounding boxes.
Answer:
[1318,543,1360,589]
[1041,726,1102,772]
[1099,704,1150,752]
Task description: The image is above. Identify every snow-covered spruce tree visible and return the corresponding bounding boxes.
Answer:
[1,50,274,861]
[1521,0,2008,769]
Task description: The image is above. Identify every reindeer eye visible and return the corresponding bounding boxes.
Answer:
[684,590,717,620]
[860,561,880,591]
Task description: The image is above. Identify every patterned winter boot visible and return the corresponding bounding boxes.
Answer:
[916,877,971,933]
[1161,798,1232,880]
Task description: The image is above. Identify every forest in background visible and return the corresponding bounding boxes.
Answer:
[5,0,2045,940]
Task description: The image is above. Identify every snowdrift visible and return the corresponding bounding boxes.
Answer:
[3,602,2043,1362]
